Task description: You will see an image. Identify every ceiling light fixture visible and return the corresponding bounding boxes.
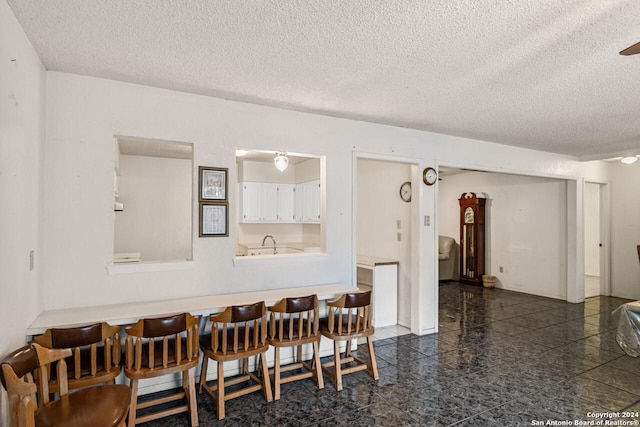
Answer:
[621,156,638,164]
[235,149,248,157]
[274,152,289,172]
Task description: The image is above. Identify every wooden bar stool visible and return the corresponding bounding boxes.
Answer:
[199,301,272,420]
[32,322,122,393]
[268,294,324,400]
[1,343,130,427]
[319,290,379,391]
[124,313,199,427]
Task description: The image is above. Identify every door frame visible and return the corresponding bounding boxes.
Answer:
[352,152,425,335]
[584,180,611,297]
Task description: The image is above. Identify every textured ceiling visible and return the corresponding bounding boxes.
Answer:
[7,0,640,159]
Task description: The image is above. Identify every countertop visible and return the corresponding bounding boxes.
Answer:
[357,255,399,267]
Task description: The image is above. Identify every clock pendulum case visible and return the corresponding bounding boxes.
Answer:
[459,192,486,286]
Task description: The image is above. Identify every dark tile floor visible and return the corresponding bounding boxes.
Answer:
[143,282,640,426]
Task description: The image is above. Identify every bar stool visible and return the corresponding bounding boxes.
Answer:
[319,290,379,391]
[268,294,324,399]
[124,313,199,426]
[1,343,130,427]
[199,301,272,420]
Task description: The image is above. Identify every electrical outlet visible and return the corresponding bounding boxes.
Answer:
[396,219,401,229]
[397,232,402,242]
[499,266,504,273]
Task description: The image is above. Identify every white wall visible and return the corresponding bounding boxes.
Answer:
[43,72,364,310]
[0,0,45,422]
[356,159,412,326]
[237,223,305,246]
[40,70,603,336]
[438,171,568,300]
[115,155,192,261]
[609,161,640,299]
[238,160,297,183]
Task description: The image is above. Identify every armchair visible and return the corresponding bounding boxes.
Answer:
[439,235,458,281]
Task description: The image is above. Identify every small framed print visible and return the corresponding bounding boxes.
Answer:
[199,166,227,201]
[199,202,228,237]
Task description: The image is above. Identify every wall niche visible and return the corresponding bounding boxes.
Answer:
[113,137,193,263]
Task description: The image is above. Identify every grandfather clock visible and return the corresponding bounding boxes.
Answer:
[459,192,486,286]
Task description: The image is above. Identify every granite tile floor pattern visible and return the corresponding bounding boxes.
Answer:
[141,282,640,426]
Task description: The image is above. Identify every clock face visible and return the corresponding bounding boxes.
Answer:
[423,167,437,185]
[400,181,411,202]
[464,207,475,224]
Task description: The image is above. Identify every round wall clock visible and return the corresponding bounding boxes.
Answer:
[423,167,437,185]
[399,181,412,202]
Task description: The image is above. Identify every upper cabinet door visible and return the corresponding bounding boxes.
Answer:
[240,182,262,222]
[277,184,296,222]
[296,180,320,223]
[239,182,280,222]
[260,184,278,221]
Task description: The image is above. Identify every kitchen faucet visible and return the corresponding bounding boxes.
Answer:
[262,235,277,254]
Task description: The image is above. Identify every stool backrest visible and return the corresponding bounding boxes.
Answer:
[208,301,267,355]
[33,322,121,387]
[125,313,198,373]
[325,291,373,336]
[1,343,72,426]
[269,294,319,342]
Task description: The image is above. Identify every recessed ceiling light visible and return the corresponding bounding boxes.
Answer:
[235,149,248,156]
[621,156,638,164]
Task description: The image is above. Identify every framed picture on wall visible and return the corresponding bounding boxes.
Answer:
[199,166,228,201]
[199,202,228,237]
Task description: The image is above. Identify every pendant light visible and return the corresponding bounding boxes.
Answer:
[274,152,289,172]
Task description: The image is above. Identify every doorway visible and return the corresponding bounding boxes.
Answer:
[355,158,412,331]
[584,182,603,298]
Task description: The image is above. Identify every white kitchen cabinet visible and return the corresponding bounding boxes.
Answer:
[295,180,320,223]
[240,180,319,224]
[239,180,320,223]
[240,182,277,222]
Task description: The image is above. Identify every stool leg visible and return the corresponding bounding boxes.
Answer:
[260,350,273,402]
[296,344,302,363]
[217,361,225,420]
[273,347,281,400]
[367,337,379,380]
[187,368,199,426]
[345,339,352,357]
[312,340,324,390]
[128,379,138,427]
[333,340,343,391]
[199,355,208,393]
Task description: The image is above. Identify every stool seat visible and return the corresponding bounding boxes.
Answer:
[35,384,130,427]
[319,314,375,339]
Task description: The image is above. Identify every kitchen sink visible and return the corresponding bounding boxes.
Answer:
[246,247,303,256]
